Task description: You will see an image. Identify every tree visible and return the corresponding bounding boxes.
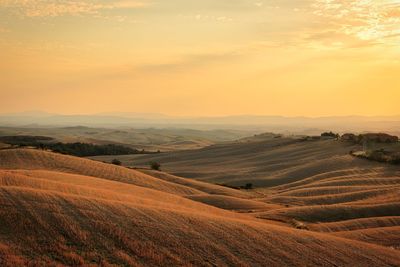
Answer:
[244,183,253,190]
[150,161,161,171]
[111,159,122,166]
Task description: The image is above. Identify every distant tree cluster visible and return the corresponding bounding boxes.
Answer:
[0,135,54,145]
[0,135,158,157]
[321,132,340,139]
[34,142,140,157]
[341,133,399,144]
[351,149,400,165]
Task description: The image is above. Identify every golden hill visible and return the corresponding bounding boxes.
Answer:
[1,148,400,266]
[126,138,400,253]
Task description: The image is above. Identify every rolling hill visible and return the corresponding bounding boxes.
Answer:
[117,136,400,252]
[0,126,254,152]
[1,148,399,266]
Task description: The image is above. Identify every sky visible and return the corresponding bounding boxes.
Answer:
[0,0,399,117]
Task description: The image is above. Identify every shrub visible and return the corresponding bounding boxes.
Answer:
[244,183,253,190]
[150,162,161,171]
[111,159,122,166]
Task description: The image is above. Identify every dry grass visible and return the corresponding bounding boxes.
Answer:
[332,226,400,249]
[141,169,250,198]
[0,149,207,196]
[187,194,282,212]
[1,185,399,266]
[309,216,400,232]
[1,149,400,266]
[266,187,399,206]
[128,138,400,253]
[258,203,400,223]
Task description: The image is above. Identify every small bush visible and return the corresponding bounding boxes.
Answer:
[150,162,161,171]
[244,183,253,190]
[111,159,122,166]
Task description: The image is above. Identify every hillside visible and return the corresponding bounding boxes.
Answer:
[0,126,254,151]
[120,137,400,251]
[128,137,400,186]
[116,138,366,185]
[1,149,399,266]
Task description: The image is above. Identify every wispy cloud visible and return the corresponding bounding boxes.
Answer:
[311,0,400,44]
[0,0,150,18]
[178,13,234,23]
[137,51,243,74]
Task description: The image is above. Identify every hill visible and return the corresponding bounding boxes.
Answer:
[0,126,254,151]
[122,137,400,251]
[1,113,400,137]
[1,149,399,266]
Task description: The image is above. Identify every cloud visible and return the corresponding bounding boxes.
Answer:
[137,52,243,74]
[0,0,150,18]
[71,49,247,83]
[311,0,400,44]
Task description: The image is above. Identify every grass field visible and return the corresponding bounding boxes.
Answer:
[119,137,400,252]
[1,136,400,266]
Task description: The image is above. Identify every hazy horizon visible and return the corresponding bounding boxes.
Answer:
[2,110,400,119]
[1,110,400,138]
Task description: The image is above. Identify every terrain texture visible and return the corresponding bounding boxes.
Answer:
[0,136,399,266]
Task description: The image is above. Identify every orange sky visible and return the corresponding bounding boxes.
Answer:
[0,0,399,116]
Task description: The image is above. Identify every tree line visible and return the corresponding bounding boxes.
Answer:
[0,135,158,157]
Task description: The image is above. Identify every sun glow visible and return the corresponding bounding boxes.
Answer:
[0,0,399,116]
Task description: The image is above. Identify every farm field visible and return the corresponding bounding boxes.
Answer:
[1,136,399,265]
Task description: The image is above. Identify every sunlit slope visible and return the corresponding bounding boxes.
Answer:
[0,157,400,265]
[0,170,235,217]
[0,126,251,151]
[2,189,399,266]
[141,169,250,198]
[187,194,281,212]
[130,138,376,186]
[131,138,400,250]
[0,149,246,197]
[332,226,400,248]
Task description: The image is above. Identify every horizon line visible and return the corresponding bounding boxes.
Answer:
[1,111,400,119]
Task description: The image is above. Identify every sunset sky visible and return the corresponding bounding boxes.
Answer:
[0,0,399,117]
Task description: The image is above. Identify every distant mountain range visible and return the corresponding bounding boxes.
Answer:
[1,111,399,136]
